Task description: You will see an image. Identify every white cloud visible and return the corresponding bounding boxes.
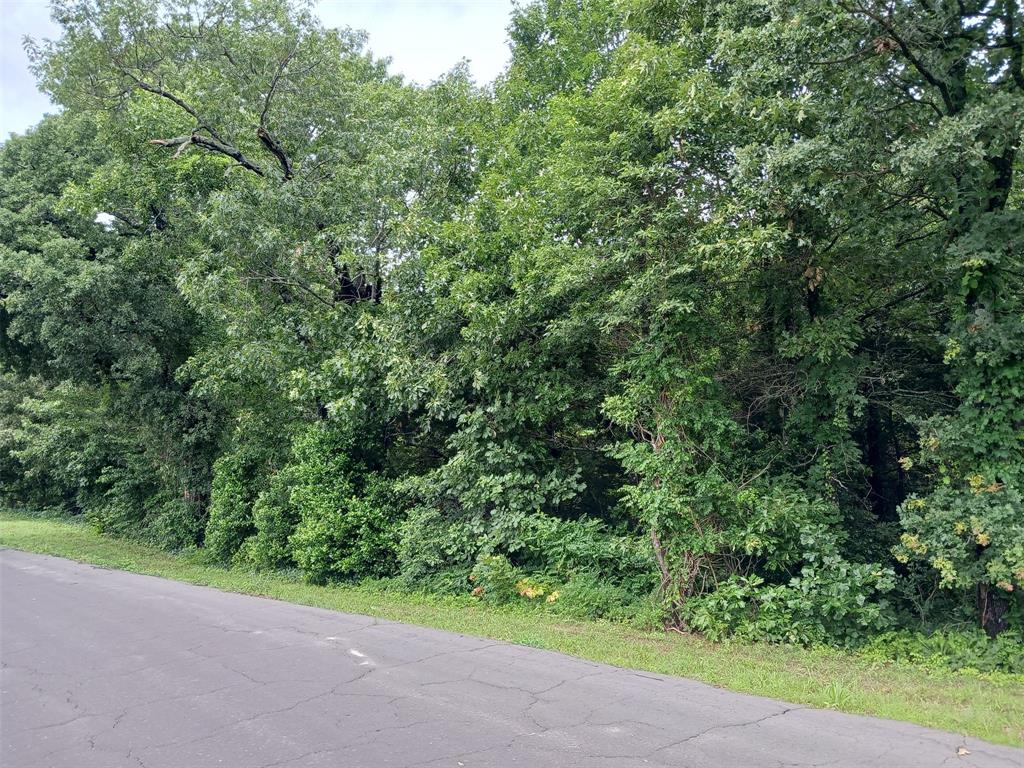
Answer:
[316,1,512,86]
[0,1,62,139]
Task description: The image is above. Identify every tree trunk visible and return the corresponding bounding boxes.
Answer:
[978,583,1009,638]
[864,401,892,520]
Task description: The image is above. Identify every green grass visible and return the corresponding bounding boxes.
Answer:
[2,511,1022,748]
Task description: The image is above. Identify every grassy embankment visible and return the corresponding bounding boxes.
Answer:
[2,511,1022,747]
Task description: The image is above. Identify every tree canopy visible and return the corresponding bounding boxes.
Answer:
[2,0,1022,658]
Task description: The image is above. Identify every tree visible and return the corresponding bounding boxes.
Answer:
[0,112,222,543]
[4,0,1020,643]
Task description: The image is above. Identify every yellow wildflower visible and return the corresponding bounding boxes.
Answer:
[515,579,545,599]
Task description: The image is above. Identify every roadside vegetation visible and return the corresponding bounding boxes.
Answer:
[3,512,1023,747]
[1,0,1022,719]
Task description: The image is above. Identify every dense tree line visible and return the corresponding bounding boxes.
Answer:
[2,0,1022,659]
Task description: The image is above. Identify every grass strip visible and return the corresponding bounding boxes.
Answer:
[2,511,1022,747]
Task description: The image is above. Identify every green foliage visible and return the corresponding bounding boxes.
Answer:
[204,455,254,562]
[291,477,401,584]
[287,427,402,584]
[894,212,1024,606]
[861,629,1024,675]
[469,554,524,604]
[547,572,655,624]
[0,109,222,547]
[205,414,292,562]
[896,483,1024,597]
[512,515,655,595]
[236,469,299,570]
[397,504,480,592]
[684,562,895,647]
[3,0,1023,655]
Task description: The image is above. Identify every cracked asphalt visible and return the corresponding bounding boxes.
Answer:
[2,550,1021,768]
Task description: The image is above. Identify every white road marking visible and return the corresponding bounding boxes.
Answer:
[349,648,374,665]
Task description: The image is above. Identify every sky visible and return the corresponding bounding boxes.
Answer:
[0,0,515,139]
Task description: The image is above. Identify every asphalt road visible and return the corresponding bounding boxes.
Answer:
[1,550,1021,768]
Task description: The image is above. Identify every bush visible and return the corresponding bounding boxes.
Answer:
[546,571,642,621]
[397,504,479,591]
[235,471,298,570]
[512,515,657,596]
[149,495,207,550]
[896,482,1024,599]
[464,561,659,623]
[204,416,291,562]
[204,455,253,562]
[86,480,205,551]
[397,506,658,600]
[684,558,895,646]
[469,554,524,604]
[290,461,403,585]
[860,628,1024,674]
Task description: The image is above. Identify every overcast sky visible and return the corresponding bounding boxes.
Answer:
[0,0,515,139]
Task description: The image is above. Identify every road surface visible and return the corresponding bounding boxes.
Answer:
[1,549,1021,768]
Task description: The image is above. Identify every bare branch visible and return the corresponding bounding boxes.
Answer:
[120,70,208,132]
[841,1,958,114]
[257,126,293,180]
[256,48,297,180]
[149,134,266,177]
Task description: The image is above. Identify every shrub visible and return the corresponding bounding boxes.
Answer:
[235,471,298,570]
[397,504,479,591]
[149,495,207,550]
[860,628,1024,674]
[204,416,291,562]
[513,515,657,596]
[546,571,639,620]
[469,554,524,604]
[684,558,895,646]
[204,455,253,562]
[896,482,1024,606]
[290,469,402,585]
